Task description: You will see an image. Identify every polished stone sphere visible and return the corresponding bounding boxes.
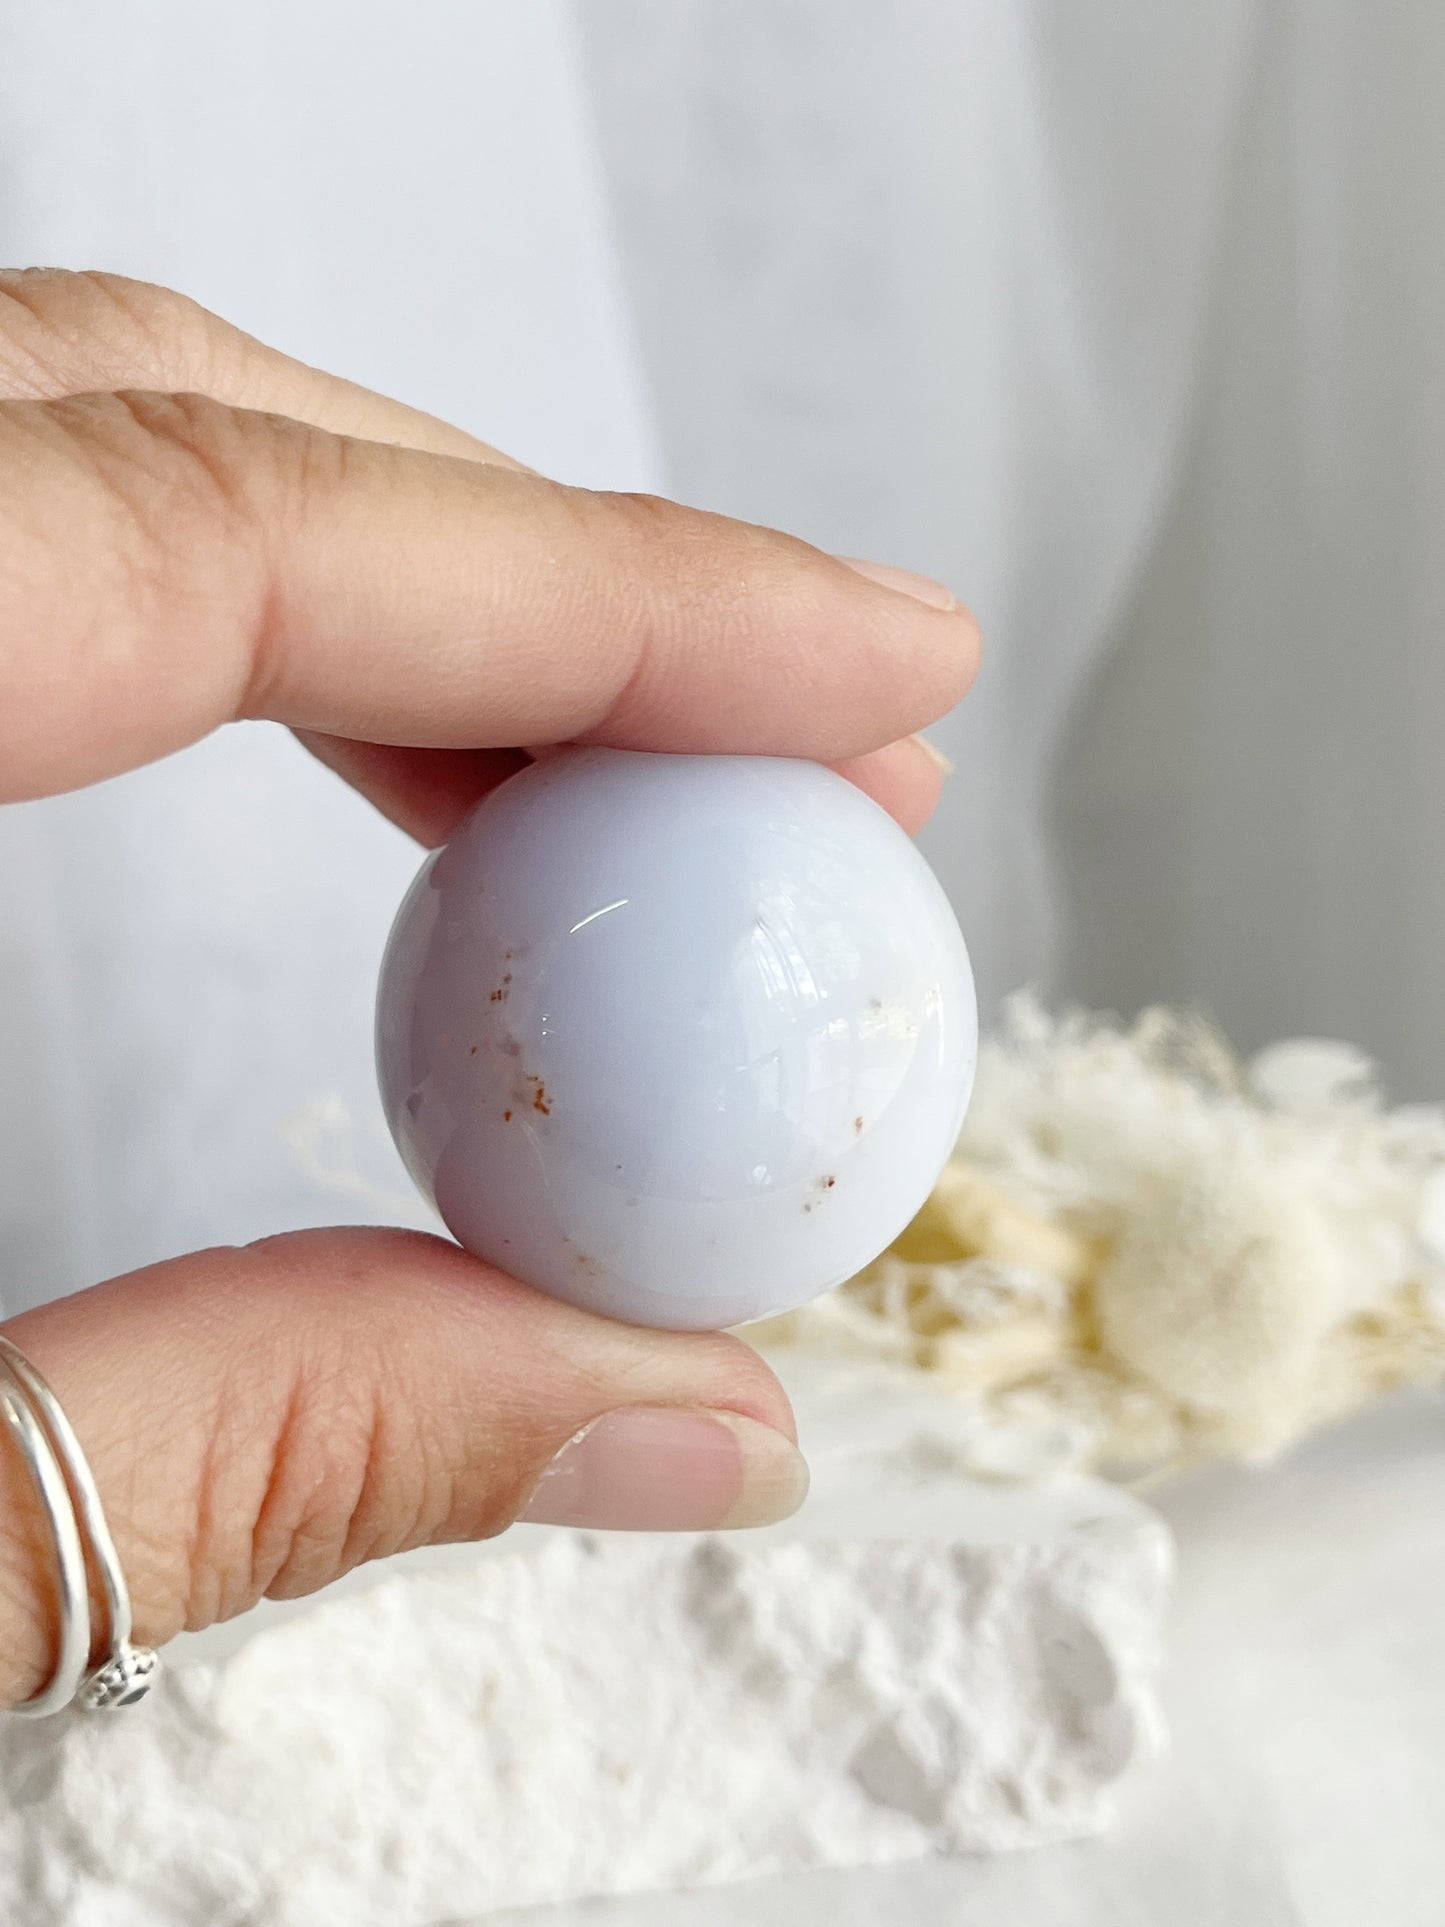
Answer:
[376,749,976,1330]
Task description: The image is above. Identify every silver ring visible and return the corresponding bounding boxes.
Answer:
[0,1333,159,1716]
[0,1378,91,1716]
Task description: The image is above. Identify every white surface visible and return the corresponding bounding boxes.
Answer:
[0,1364,1169,1926]
[484,1392,1444,1926]
[378,753,976,1328]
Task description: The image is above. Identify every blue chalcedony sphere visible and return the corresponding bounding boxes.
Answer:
[376,749,976,1330]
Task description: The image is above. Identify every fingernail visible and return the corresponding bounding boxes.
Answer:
[912,734,955,776]
[519,1407,810,1532]
[835,555,957,612]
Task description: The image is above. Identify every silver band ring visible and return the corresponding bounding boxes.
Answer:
[0,1333,159,1716]
[0,1377,92,1717]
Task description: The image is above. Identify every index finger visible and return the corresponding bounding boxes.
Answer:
[0,387,978,801]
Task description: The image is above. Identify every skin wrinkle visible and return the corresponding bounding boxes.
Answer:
[90,274,228,396]
[0,271,174,388]
[0,272,184,391]
[241,410,366,725]
[0,394,263,782]
[279,1363,394,1596]
[247,1341,405,1608]
[0,309,61,394]
[185,1332,297,1630]
[184,1391,241,1634]
[115,392,260,532]
[247,1370,318,1604]
[0,271,507,470]
[336,1377,437,1580]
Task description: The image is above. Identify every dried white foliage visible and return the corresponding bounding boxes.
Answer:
[280,1096,441,1228]
[757,1000,1445,1481]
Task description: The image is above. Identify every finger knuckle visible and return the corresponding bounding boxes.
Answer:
[0,390,272,793]
[51,387,333,591]
[243,1373,376,1602]
[54,389,267,619]
[244,1362,451,1604]
[0,267,222,399]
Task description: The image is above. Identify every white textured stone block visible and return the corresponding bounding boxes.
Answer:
[0,1363,1171,1926]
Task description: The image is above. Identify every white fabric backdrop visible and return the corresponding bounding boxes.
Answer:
[2,0,1442,1311]
[573,0,1256,1016]
[0,0,663,1312]
[576,1,1445,1103]
[1053,0,1445,1102]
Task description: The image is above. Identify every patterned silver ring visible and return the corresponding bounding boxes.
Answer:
[0,1333,159,1716]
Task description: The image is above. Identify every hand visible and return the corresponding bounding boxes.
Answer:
[0,269,979,1707]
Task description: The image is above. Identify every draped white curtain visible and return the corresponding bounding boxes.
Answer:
[1,0,1441,1316]
[1052,1,1445,1104]
[573,0,1256,1012]
[0,0,663,1312]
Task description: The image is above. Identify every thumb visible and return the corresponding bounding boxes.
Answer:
[0,1229,808,1708]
